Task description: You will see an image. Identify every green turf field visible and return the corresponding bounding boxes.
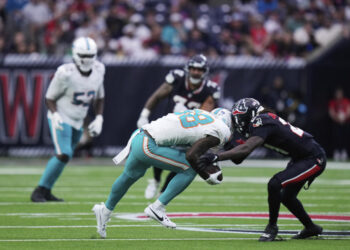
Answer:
[0,159,349,249]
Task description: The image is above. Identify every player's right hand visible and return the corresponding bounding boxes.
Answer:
[205,171,223,185]
[52,112,63,131]
[137,116,149,128]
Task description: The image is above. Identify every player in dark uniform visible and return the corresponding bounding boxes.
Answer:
[136,54,221,199]
[199,98,327,241]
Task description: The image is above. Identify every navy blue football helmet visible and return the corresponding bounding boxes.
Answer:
[231,98,264,137]
[184,54,209,84]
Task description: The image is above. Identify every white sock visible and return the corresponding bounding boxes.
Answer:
[153,199,165,210]
[103,203,112,215]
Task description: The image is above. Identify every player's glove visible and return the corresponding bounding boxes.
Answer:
[88,115,103,137]
[173,102,187,113]
[137,108,150,128]
[51,112,63,131]
[198,153,219,166]
[205,171,223,185]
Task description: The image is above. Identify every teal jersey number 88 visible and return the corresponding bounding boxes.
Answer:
[175,109,214,128]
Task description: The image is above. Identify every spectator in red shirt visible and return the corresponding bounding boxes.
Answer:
[328,87,350,161]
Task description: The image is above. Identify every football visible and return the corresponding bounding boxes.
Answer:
[203,164,223,181]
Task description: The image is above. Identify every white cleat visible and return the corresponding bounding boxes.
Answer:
[144,204,176,228]
[92,202,112,238]
[144,179,159,199]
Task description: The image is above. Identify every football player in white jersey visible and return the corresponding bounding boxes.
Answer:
[31,37,106,202]
[136,54,221,200]
[92,108,232,238]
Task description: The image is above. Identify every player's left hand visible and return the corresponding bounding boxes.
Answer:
[198,153,219,166]
[88,115,103,137]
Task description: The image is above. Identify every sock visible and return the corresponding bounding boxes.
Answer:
[152,199,165,210]
[38,156,66,189]
[153,167,162,182]
[105,172,138,211]
[160,172,176,193]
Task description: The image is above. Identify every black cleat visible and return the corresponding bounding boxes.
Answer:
[259,224,279,242]
[31,186,47,202]
[292,224,323,239]
[31,186,64,202]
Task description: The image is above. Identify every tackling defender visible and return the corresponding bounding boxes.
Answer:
[92,108,232,238]
[200,98,327,241]
[31,37,105,202]
[136,54,220,199]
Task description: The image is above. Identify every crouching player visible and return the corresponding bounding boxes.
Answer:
[92,108,232,238]
[199,98,327,241]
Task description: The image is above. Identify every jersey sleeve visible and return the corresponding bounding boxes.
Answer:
[45,65,69,100]
[165,69,185,85]
[204,121,232,146]
[206,80,221,100]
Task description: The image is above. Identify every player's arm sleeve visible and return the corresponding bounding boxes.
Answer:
[204,125,231,146]
[45,66,68,100]
[165,69,185,85]
[249,124,273,140]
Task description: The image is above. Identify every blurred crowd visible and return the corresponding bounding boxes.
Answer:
[0,0,350,59]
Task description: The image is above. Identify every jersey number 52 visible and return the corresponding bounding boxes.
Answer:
[72,91,95,107]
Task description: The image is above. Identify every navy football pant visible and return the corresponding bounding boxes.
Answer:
[267,154,326,227]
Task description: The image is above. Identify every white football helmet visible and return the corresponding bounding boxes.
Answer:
[72,37,97,72]
[211,108,233,131]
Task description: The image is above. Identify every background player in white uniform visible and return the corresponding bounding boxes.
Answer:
[136,54,221,199]
[31,37,105,202]
[92,108,232,238]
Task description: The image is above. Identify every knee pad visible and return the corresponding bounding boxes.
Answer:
[56,154,70,163]
[268,176,282,193]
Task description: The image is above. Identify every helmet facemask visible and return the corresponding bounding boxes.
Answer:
[72,37,97,72]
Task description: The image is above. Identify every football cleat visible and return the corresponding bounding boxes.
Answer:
[31,186,64,202]
[30,186,47,202]
[292,224,323,239]
[144,179,159,199]
[92,202,112,238]
[144,204,176,228]
[259,224,279,242]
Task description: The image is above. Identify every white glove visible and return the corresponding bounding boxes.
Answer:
[173,102,187,113]
[51,112,63,131]
[137,108,150,128]
[88,115,103,137]
[205,171,223,185]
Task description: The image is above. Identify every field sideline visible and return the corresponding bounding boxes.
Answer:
[0,158,349,249]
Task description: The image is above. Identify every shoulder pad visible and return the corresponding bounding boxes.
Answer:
[251,113,277,127]
[251,116,263,128]
[206,80,219,89]
[56,63,75,79]
[165,69,185,84]
[206,80,220,99]
[93,61,106,75]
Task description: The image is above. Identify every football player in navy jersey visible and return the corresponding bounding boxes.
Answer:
[199,98,327,242]
[136,54,221,199]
